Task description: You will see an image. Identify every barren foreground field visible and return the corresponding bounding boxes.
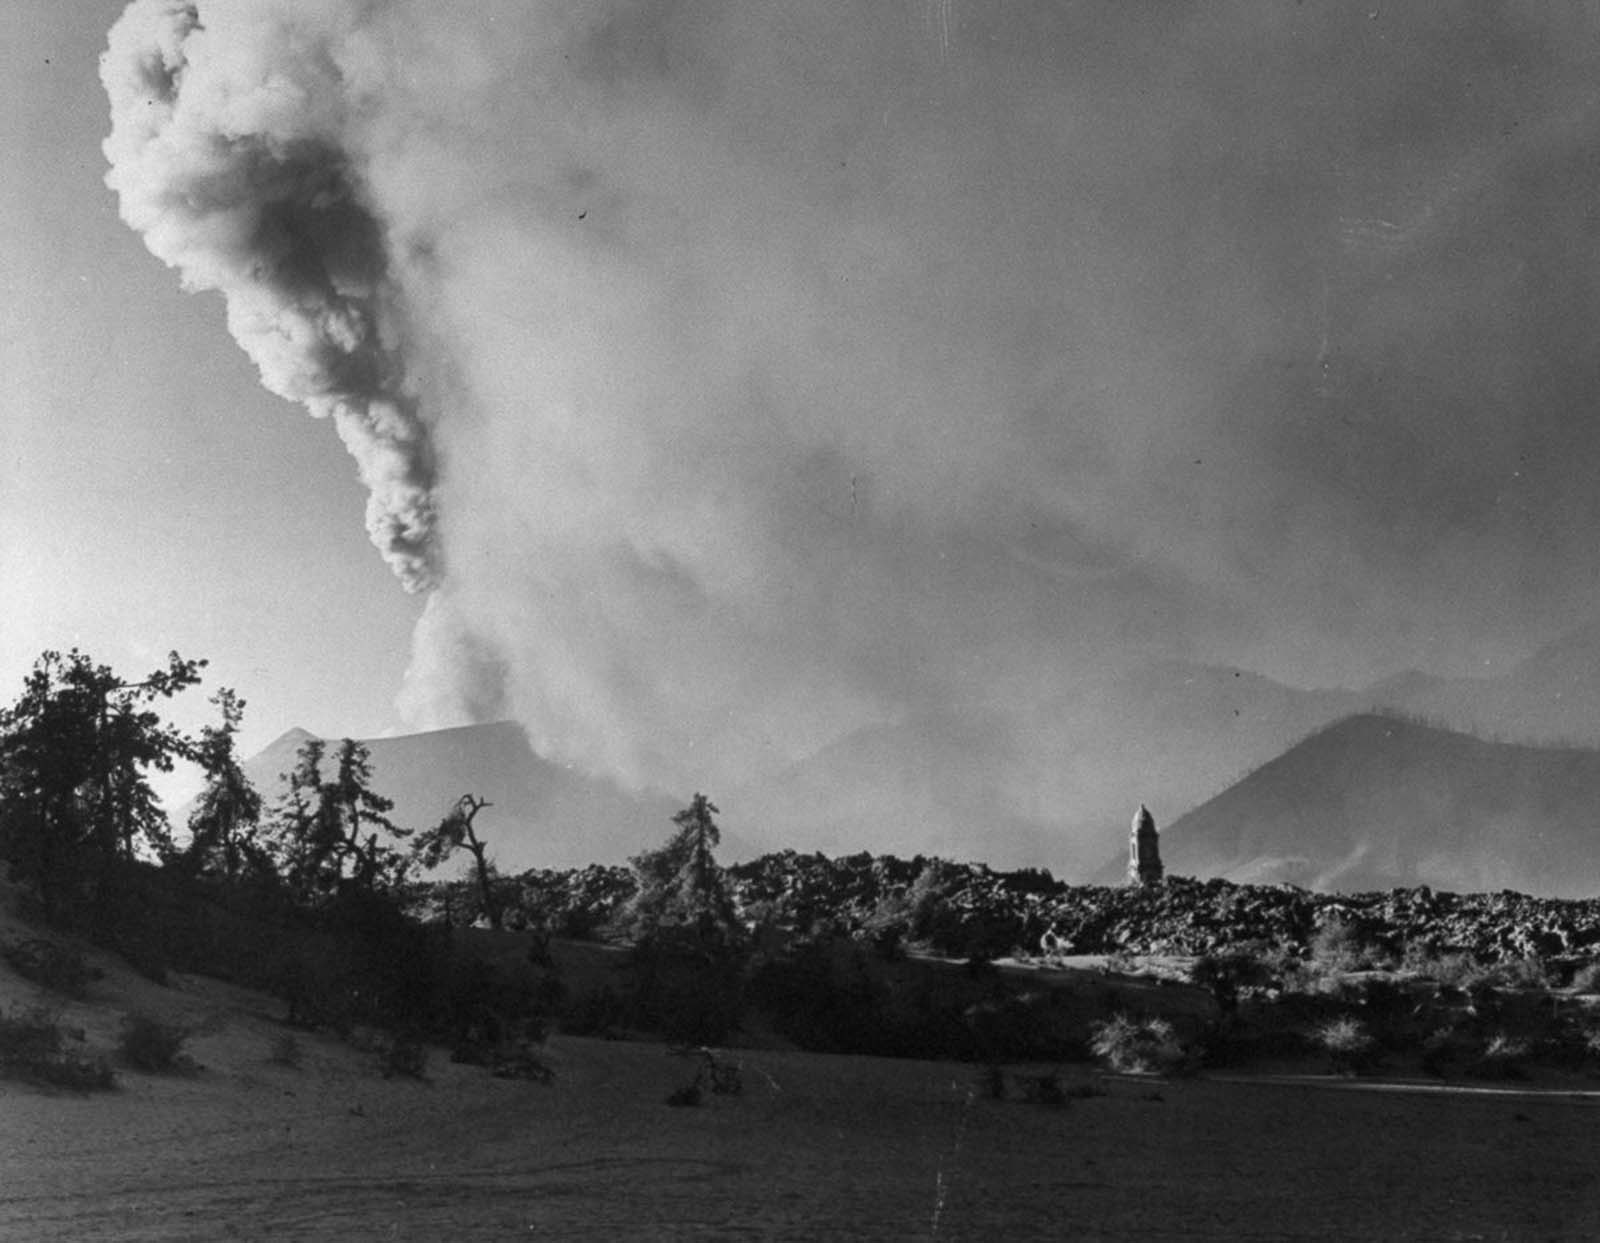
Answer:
[6,992,1600,1242]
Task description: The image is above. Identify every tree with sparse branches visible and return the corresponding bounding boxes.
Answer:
[412,794,503,929]
[326,738,412,893]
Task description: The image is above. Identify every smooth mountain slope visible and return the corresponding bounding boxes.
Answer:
[1160,713,1600,897]
[240,721,691,872]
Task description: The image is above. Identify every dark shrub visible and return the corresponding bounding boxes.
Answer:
[1421,1025,1476,1078]
[625,929,746,1046]
[380,1033,429,1080]
[561,985,626,1038]
[118,1012,190,1072]
[489,1042,554,1082]
[2,938,98,998]
[1191,945,1281,1013]
[665,1080,702,1107]
[277,949,357,1036]
[752,938,887,1053]
[0,1007,115,1090]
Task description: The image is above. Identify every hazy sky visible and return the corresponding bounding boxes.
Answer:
[9,2,1600,835]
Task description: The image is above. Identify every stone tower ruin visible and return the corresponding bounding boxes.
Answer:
[1127,803,1163,886]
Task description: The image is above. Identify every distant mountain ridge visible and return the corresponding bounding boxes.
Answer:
[1156,713,1600,898]
[230,618,1600,892]
[239,721,690,873]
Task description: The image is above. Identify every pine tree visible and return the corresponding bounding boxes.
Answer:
[263,737,410,900]
[183,688,263,883]
[622,793,739,946]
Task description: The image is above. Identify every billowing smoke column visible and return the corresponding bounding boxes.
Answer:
[101,2,1575,871]
[101,0,437,589]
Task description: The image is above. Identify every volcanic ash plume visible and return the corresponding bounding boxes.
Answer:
[100,1,1561,868]
[100,0,437,589]
[96,0,1223,865]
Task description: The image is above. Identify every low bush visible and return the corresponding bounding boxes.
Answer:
[1309,915,1385,974]
[1089,1014,1187,1076]
[0,1007,116,1091]
[1190,945,1283,1012]
[488,1042,554,1083]
[2,938,98,998]
[380,1033,429,1080]
[665,1045,741,1102]
[1405,951,1548,993]
[560,985,626,1038]
[118,1011,191,1072]
[1314,1016,1378,1074]
[665,1080,702,1107]
[1465,1033,1530,1081]
[1420,1024,1478,1078]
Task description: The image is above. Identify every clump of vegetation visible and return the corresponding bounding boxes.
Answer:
[1,937,98,998]
[1308,914,1384,974]
[118,1011,192,1072]
[560,985,626,1038]
[0,1006,115,1090]
[665,1079,702,1107]
[1313,1015,1378,1075]
[1190,944,1283,1013]
[1568,962,1600,995]
[1403,948,1548,993]
[1089,1014,1187,1076]
[665,1044,742,1104]
[1466,1032,1530,1081]
[488,1042,554,1083]
[380,1033,429,1080]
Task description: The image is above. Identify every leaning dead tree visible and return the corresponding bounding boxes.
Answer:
[414,794,503,930]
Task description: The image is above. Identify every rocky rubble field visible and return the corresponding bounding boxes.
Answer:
[419,852,1600,971]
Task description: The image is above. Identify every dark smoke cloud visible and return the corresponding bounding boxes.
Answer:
[102,0,438,589]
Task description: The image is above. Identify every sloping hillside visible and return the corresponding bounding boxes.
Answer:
[239,722,690,872]
[1160,714,1600,897]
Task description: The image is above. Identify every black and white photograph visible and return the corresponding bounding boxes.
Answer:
[7,2,1600,1237]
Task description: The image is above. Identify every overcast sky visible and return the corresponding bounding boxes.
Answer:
[9,2,1600,828]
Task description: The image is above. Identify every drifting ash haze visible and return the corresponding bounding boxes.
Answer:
[102,2,1600,872]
